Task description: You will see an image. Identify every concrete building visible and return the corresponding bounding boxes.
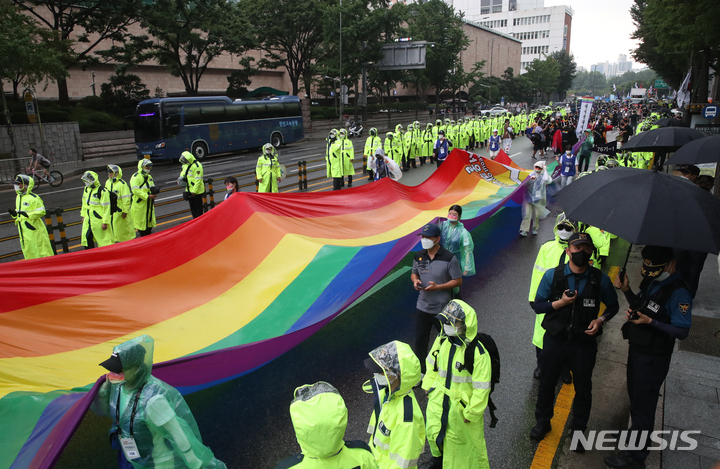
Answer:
[444,0,573,74]
[590,54,633,79]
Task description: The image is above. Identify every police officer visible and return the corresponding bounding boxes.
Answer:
[530,232,619,442]
[604,246,692,469]
[8,174,54,259]
[130,159,157,237]
[178,151,205,217]
[256,144,281,193]
[331,129,354,189]
[528,217,575,381]
[364,128,382,181]
[80,171,114,249]
[105,165,135,243]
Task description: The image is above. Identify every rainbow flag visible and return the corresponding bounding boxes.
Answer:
[0,150,529,469]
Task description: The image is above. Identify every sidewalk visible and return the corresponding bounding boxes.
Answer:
[553,244,720,469]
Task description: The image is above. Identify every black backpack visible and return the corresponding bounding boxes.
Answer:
[96,186,119,214]
[435,332,501,428]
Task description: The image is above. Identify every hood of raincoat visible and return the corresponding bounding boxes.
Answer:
[83,170,101,189]
[438,300,477,344]
[137,159,153,173]
[374,147,386,159]
[290,382,347,459]
[426,123,433,131]
[114,334,154,391]
[553,213,575,244]
[180,151,196,165]
[368,341,421,396]
[15,174,34,194]
[107,165,123,179]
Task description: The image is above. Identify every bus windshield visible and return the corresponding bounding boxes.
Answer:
[135,104,162,143]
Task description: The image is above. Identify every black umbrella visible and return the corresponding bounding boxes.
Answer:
[620,126,707,168]
[666,134,720,165]
[621,126,706,153]
[554,167,720,254]
[653,117,687,127]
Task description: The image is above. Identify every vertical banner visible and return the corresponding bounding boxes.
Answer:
[575,96,594,137]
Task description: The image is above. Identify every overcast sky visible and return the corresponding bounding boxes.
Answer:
[544,0,641,70]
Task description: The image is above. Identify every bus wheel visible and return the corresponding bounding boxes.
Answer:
[192,142,208,160]
[271,133,283,149]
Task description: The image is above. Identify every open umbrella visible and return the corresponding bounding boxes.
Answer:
[620,126,707,168]
[653,117,687,128]
[666,134,720,165]
[621,126,706,153]
[554,167,720,254]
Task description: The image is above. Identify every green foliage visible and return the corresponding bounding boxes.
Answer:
[569,69,657,97]
[548,51,577,99]
[226,57,258,99]
[406,0,470,105]
[100,72,150,116]
[77,95,106,111]
[136,0,254,96]
[520,58,560,101]
[11,0,145,104]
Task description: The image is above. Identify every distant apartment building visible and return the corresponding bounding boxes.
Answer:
[444,0,573,74]
[591,54,633,78]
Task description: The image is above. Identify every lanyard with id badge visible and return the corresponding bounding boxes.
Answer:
[117,383,146,461]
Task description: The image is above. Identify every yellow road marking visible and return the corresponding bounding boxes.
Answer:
[530,383,576,469]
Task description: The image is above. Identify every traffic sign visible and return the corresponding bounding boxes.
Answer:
[702,105,718,119]
[654,79,669,88]
[24,90,36,124]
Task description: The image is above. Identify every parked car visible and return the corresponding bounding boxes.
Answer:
[480,106,508,117]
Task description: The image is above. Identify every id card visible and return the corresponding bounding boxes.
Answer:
[119,437,141,460]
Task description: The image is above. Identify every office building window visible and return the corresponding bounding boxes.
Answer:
[481,7,490,14]
[492,5,502,12]
[509,0,517,11]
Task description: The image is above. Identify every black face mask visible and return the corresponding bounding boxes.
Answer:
[570,250,592,268]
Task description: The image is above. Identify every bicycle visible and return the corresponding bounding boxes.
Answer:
[28,168,63,187]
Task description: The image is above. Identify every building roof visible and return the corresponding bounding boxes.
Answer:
[462,19,522,44]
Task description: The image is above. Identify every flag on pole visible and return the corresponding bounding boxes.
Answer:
[613,84,617,93]
[677,70,691,108]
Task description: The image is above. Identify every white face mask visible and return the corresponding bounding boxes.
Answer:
[566,151,571,155]
[420,237,436,250]
[83,179,94,187]
[558,229,573,241]
[656,271,671,282]
[443,324,458,337]
[373,373,388,386]
[14,184,21,192]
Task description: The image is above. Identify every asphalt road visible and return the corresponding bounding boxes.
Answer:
[52,134,596,468]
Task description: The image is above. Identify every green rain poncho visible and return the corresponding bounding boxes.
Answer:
[91,335,226,469]
[363,341,425,469]
[277,382,378,469]
[422,301,491,469]
[440,220,475,276]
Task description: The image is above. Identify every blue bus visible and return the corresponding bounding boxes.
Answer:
[133,95,304,161]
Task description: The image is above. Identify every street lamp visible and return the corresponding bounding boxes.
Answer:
[324,76,340,116]
[339,0,343,123]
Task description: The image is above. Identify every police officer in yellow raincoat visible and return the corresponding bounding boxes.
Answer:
[178,151,205,217]
[363,341,425,469]
[81,170,114,249]
[275,382,379,469]
[423,300,492,469]
[364,128,382,181]
[8,174,53,260]
[105,164,135,243]
[256,144,281,193]
[331,129,354,189]
[130,159,157,237]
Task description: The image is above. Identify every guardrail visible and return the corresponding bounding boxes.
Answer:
[0,157,365,262]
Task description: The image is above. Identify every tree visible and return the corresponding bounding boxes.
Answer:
[521,58,559,103]
[548,51,577,100]
[11,0,144,105]
[0,0,66,158]
[406,0,469,107]
[137,0,254,96]
[100,71,150,116]
[247,0,332,96]
[226,58,258,99]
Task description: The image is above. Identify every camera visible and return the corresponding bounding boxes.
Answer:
[629,310,640,320]
[565,291,576,298]
[149,187,160,195]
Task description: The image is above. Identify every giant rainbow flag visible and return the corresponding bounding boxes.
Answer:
[0,150,529,469]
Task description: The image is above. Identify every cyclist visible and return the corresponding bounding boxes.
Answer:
[26,148,52,181]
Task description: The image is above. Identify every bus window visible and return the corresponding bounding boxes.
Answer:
[163,105,182,138]
[226,105,248,121]
[200,105,227,124]
[284,103,301,117]
[184,106,202,126]
[247,104,269,120]
[266,103,285,117]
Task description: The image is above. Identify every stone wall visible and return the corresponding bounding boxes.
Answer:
[0,122,82,181]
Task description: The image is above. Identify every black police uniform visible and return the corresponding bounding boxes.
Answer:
[616,272,692,464]
[533,262,619,434]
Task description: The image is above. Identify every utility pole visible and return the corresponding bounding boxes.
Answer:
[339,0,343,124]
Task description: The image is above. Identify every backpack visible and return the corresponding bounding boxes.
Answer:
[435,332,501,428]
[96,186,119,214]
